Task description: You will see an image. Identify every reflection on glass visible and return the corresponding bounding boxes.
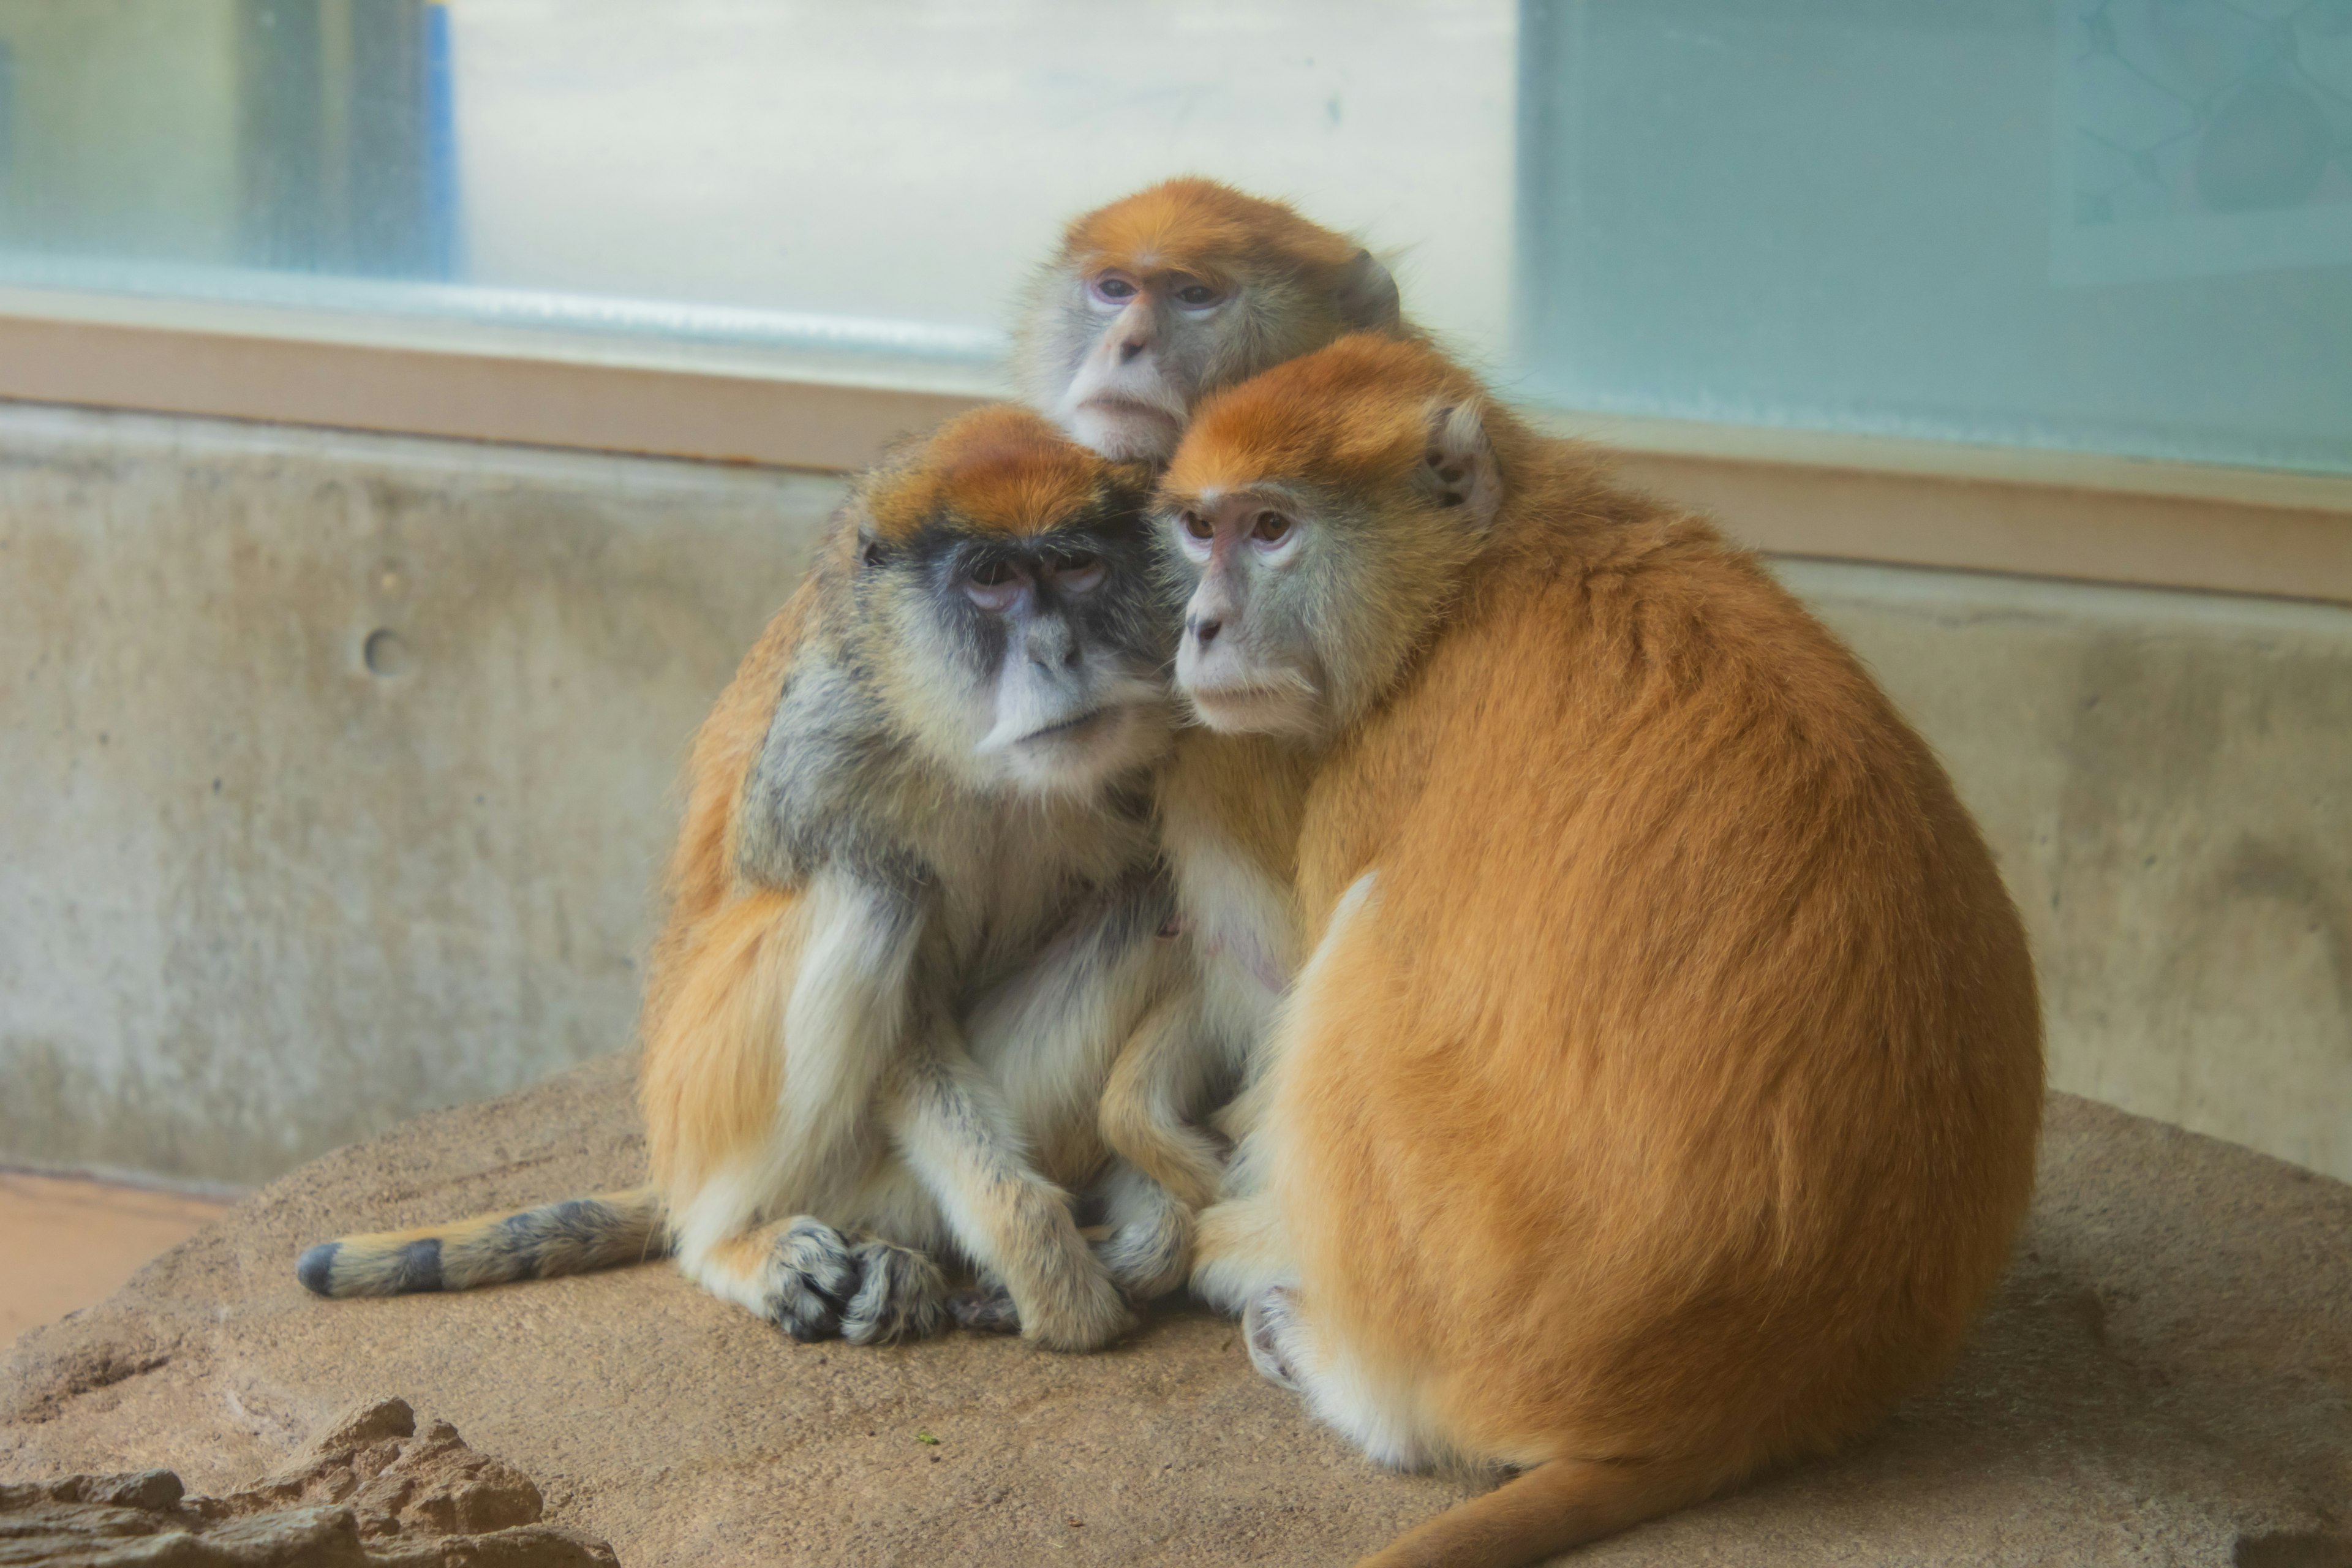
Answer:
[0,1,1518,369]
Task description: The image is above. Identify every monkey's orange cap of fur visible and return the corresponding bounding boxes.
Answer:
[1164,333,1480,500]
[864,405,1131,545]
[1060,177,1362,285]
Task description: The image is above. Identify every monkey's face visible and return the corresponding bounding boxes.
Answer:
[865,520,1173,796]
[1016,181,1404,466]
[1158,341,1502,740]
[1036,263,1248,465]
[1160,485,1327,739]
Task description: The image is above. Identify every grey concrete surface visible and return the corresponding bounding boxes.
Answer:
[0,401,838,1185]
[2,400,2346,1186]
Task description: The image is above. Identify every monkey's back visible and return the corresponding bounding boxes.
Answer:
[1281,484,2044,1477]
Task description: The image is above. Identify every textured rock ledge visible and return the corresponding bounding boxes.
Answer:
[1,1396,614,1566]
[2,1054,2346,1566]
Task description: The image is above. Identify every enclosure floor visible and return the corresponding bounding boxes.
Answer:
[0,1172,227,1346]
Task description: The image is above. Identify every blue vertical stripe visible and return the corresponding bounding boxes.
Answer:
[423,0,461,279]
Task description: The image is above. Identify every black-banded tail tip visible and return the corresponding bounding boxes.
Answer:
[296,1241,341,1297]
[296,1236,444,1297]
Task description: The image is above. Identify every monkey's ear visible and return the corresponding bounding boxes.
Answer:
[1416,401,1502,534]
[1333,249,1402,334]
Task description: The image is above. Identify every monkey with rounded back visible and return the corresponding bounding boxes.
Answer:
[1117,331,2044,1564]
[301,405,1180,1351]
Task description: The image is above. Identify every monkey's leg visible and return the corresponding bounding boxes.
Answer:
[886,1039,1132,1352]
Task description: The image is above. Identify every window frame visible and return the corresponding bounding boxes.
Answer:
[2,285,2346,606]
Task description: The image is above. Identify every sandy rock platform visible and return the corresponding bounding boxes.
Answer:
[2,1054,2345,1566]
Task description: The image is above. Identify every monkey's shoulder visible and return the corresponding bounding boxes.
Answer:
[733,643,932,898]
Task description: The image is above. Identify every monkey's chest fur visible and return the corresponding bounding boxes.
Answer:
[734,641,1155,1013]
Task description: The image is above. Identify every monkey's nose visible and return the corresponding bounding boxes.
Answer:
[1119,335,1149,363]
[1188,615,1222,647]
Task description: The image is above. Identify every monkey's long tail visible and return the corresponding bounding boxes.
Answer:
[1354,1453,1728,1568]
[296,1186,668,1299]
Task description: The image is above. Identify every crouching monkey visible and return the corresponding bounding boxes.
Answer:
[1121,333,2046,1564]
[298,406,1186,1352]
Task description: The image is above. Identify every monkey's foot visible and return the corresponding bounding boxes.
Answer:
[842,1236,949,1346]
[946,1278,1022,1335]
[1243,1285,1302,1390]
[759,1217,859,1342]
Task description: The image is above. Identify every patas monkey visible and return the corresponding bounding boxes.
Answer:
[1017,176,1406,464]
[1133,334,2045,1564]
[300,407,1184,1351]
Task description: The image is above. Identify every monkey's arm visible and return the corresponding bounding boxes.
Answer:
[885,1023,1133,1352]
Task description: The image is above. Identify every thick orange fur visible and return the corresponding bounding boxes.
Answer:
[1058,176,1365,290]
[863,404,1144,545]
[1168,337,2046,1564]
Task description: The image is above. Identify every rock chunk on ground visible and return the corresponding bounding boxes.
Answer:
[2,1053,2346,1566]
[0,1397,615,1566]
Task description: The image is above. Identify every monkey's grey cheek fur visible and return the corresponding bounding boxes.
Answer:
[842,1237,951,1346]
[763,1218,860,1342]
[948,1280,1023,1335]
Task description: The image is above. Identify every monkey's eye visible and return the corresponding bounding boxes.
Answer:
[963,557,1028,611]
[1172,281,1221,308]
[1182,511,1213,541]
[1251,511,1292,543]
[1044,548,1106,593]
[1091,273,1139,304]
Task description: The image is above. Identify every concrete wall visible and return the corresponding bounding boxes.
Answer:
[0,402,832,1187]
[2,401,2346,1187]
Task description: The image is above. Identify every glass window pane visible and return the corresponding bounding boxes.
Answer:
[0,1,1518,368]
[1517,0,2352,474]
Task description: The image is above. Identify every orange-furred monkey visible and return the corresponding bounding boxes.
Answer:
[300,407,1187,1352]
[1016,176,1407,464]
[1131,333,2046,1565]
